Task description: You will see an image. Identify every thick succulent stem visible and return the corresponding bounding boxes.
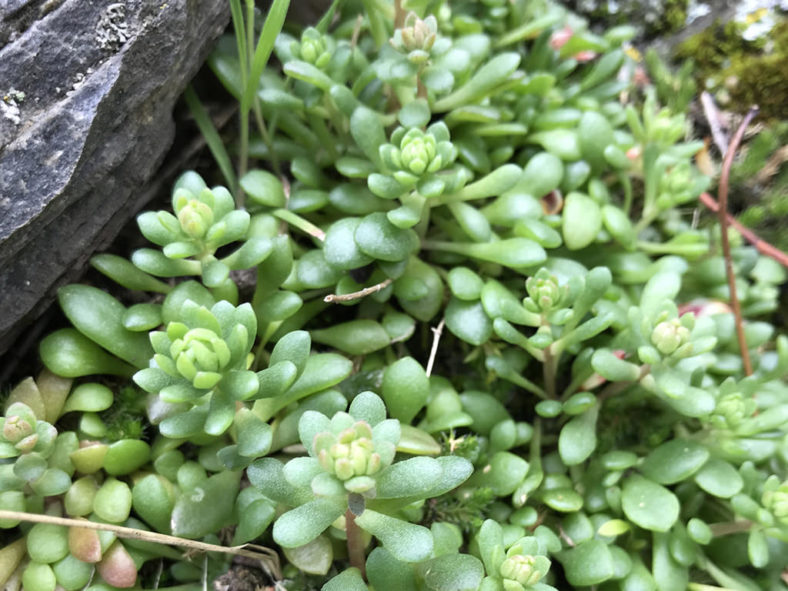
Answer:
[345,508,367,579]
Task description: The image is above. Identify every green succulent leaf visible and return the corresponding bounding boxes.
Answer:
[355,509,434,563]
[621,475,679,532]
[273,498,346,548]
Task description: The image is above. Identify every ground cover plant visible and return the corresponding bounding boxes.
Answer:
[1,1,787,590]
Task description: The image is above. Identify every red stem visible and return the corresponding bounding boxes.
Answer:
[698,192,788,268]
[716,107,758,376]
[345,508,366,579]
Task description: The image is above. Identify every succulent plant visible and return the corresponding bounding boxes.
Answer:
[8,1,788,590]
[134,299,258,437]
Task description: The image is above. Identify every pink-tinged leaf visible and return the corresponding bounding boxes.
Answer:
[97,541,137,588]
[68,526,102,563]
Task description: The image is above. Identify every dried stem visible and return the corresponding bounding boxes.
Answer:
[345,508,367,579]
[426,319,446,377]
[0,510,280,578]
[698,192,788,268]
[717,106,758,376]
[700,91,729,154]
[324,278,393,303]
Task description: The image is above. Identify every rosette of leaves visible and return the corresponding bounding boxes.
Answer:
[378,12,478,101]
[133,298,258,437]
[291,27,333,69]
[589,271,719,414]
[477,520,556,591]
[248,392,473,567]
[0,403,66,500]
[479,267,614,397]
[365,115,463,229]
[132,171,273,293]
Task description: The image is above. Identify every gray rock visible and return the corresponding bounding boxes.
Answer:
[0,0,229,356]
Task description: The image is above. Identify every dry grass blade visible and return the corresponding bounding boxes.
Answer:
[0,510,281,579]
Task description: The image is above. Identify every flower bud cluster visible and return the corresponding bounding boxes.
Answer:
[762,480,788,525]
[655,161,696,209]
[647,108,686,147]
[168,326,232,390]
[294,27,331,69]
[524,270,567,314]
[650,318,691,356]
[376,122,457,197]
[498,538,551,591]
[0,403,56,458]
[314,421,382,481]
[711,391,756,429]
[391,13,438,64]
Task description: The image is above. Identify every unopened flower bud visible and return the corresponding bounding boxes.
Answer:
[500,554,542,587]
[299,28,329,67]
[525,270,565,313]
[714,392,754,428]
[170,327,231,389]
[762,482,788,525]
[177,200,214,239]
[650,319,690,356]
[313,420,380,481]
[3,415,34,444]
[394,13,438,54]
[400,130,438,175]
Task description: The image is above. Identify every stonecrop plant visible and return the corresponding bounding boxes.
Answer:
[1,1,787,591]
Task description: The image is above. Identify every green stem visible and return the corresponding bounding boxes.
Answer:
[253,101,280,176]
[272,209,326,241]
[619,173,633,214]
[559,368,595,402]
[542,344,557,399]
[421,239,468,254]
[709,520,753,537]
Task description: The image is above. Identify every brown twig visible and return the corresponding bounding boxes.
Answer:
[717,106,758,376]
[0,510,281,578]
[698,192,788,268]
[425,319,445,377]
[323,278,393,303]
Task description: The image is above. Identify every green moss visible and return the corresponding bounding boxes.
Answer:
[653,0,689,34]
[569,0,690,37]
[676,18,787,120]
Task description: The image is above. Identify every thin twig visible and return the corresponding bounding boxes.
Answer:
[700,91,729,154]
[323,278,393,303]
[0,510,280,577]
[717,106,758,376]
[425,319,446,377]
[699,192,788,268]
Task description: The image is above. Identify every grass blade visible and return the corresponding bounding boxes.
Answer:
[241,0,290,115]
[184,85,238,196]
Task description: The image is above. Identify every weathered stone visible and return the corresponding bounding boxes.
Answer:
[0,0,229,355]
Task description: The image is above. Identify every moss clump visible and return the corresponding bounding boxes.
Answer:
[676,18,787,120]
[733,122,788,250]
[567,0,689,36]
